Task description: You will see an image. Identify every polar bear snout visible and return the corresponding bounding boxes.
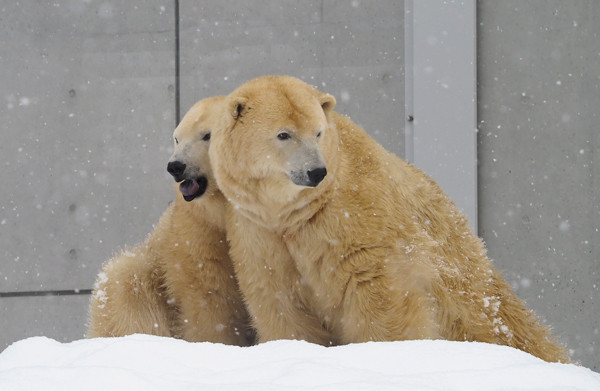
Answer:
[287,141,328,188]
[290,165,327,187]
[307,167,327,187]
[167,159,208,201]
[167,160,187,182]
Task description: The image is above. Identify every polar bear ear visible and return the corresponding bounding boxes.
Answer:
[319,93,336,113]
[228,96,248,121]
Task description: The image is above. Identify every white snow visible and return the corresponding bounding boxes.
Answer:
[1,335,599,391]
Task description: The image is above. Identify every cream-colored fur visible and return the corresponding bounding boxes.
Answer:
[209,75,569,362]
[87,97,253,345]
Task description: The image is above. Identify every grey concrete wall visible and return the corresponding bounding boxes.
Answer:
[0,1,176,344]
[478,1,599,370]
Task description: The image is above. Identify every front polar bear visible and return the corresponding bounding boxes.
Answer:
[209,75,569,362]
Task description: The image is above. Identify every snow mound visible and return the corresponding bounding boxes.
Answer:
[0,335,598,391]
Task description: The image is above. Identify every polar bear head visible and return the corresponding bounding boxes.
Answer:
[167,96,224,201]
[210,77,337,209]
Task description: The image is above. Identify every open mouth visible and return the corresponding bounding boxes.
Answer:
[179,177,208,201]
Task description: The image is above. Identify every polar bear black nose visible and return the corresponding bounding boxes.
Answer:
[307,167,327,187]
[167,160,186,181]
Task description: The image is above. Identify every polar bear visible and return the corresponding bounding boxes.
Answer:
[87,96,253,345]
[209,75,569,362]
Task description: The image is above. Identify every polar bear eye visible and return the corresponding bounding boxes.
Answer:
[174,137,179,145]
[316,131,322,138]
[202,132,211,141]
[277,132,291,141]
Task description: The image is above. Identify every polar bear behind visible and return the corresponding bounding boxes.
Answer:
[87,96,253,345]
[209,75,569,362]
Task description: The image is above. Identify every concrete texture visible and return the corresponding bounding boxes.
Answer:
[0,1,175,345]
[0,294,90,345]
[0,1,176,292]
[478,0,599,369]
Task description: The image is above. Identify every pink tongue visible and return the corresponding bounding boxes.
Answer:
[180,179,200,197]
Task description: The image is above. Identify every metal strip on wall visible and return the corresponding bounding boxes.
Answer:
[404,0,478,232]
